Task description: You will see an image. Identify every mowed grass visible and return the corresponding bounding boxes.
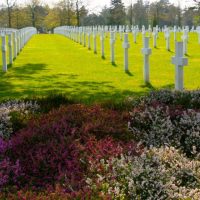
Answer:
[0,32,199,104]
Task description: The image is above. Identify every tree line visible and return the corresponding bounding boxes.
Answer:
[0,0,199,32]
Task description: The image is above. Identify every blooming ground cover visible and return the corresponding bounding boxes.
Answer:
[0,90,200,199]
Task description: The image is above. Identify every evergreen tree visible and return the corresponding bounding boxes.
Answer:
[109,0,125,25]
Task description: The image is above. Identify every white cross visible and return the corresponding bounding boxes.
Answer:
[88,31,91,50]
[13,31,17,58]
[100,31,105,58]
[123,33,130,72]
[142,37,152,83]
[1,34,7,72]
[152,30,157,48]
[110,31,115,64]
[172,42,188,91]
[93,31,97,54]
[132,28,137,43]
[182,29,188,55]
[174,26,177,42]
[165,30,170,51]
[8,33,13,65]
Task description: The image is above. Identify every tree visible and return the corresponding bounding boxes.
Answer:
[193,0,200,18]
[176,3,182,26]
[55,0,76,26]
[75,0,80,26]
[27,0,48,31]
[193,0,200,7]
[0,0,199,29]
[100,6,111,25]
[82,13,104,26]
[186,0,200,26]
[0,9,8,27]
[109,0,125,25]
[44,8,60,30]
[4,0,17,27]
[127,1,134,25]
[74,0,87,26]
[149,0,175,26]
[78,6,88,26]
[28,0,41,27]
[132,0,148,28]
[12,6,31,28]
[152,14,158,27]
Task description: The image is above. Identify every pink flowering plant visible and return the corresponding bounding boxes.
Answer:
[1,91,200,199]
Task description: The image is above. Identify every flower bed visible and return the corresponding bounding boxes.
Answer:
[1,91,200,199]
[0,104,136,199]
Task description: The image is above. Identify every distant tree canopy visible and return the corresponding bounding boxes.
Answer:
[109,0,125,25]
[0,0,199,31]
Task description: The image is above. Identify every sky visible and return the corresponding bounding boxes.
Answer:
[21,0,195,12]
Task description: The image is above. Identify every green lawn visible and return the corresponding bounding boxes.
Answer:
[0,32,199,104]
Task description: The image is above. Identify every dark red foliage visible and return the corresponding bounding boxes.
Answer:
[9,122,85,191]
[1,104,135,193]
[85,136,141,163]
[0,185,94,200]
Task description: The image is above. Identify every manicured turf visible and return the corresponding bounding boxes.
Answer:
[0,32,200,103]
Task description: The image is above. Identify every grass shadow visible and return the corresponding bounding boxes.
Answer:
[0,63,48,98]
[112,62,117,67]
[161,84,175,90]
[185,54,190,57]
[125,70,134,76]
[14,63,48,75]
[140,82,155,90]
[0,67,148,106]
[7,64,13,69]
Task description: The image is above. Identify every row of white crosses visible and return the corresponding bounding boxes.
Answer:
[54,26,191,91]
[197,26,200,45]
[131,24,197,54]
[60,24,198,34]
[1,27,37,72]
[55,25,200,48]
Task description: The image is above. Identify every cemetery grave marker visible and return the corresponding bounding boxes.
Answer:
[142,37,152,83]
[123,33,130,72]
[172,42,188,91]
[2,34,7,72]
[100,31,105,58]
[110,31,115,64]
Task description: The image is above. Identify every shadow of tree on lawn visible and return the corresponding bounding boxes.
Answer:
[0,62,175,104]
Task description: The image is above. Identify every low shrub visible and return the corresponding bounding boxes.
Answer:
[34,93,76,113]
[0,186,93,200]
[129,90,200,157]
[86,147,200,200]
[0,158,23,191]
[2,90,200,199]
[0,104,135,195]
[0,138,11,155]
[0,100,39,139]
[135,90,200,109]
